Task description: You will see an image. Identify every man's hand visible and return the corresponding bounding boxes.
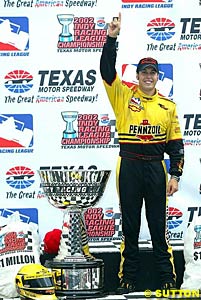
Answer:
[167,178,179,196]
[108,12,121,38]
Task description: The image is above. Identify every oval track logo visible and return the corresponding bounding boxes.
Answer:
[168,207,183,230]
[6,166,35,189]
[147,18,175,41]
[4,70,33,93]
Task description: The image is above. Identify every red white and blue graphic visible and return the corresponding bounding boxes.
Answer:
[168,207,183,230]
[100,114,110,125]
[105,208,114,218]
[147,18,175,41]
[0,17,29,51]
[6,166,35,189]
[0,208,38,225]
[122,63,173,98]
[0,114,33,148]
[4,70,33,93]
[96,17,107,29]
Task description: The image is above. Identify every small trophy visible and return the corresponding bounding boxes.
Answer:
[61,111,78,139]
[194,225,201,243]
[57,14,74,42]
[38,169,111,298]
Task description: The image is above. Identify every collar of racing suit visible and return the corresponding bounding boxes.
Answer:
[132,86,159,102]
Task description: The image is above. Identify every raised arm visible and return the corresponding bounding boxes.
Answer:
[107,12,121,38]
[100,13,121,84]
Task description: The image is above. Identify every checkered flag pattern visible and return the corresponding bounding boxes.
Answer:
[91,266,102,289]
[47,186,103,208]
[81,214,89,247]
[109,119,119,145]
[40,242,44,254]
[59,209,82,256]
[24,230,33,251]
[39,170,111,209]
[88,239,184,253]
[113,212,122,239]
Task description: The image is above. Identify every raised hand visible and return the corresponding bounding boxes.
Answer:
[107,12,121,38]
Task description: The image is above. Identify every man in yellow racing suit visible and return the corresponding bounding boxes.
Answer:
[100,13,184,294]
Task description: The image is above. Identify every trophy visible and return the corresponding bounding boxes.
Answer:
[62,111,78,139]
[194,225,201,243]
[38,169,111,298]
[57,14,74,42]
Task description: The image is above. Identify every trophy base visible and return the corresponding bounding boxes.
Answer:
[45,257,105,299]
[63,131,77,138]
[59,34,73,42]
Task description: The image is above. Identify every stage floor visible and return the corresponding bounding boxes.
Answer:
[0,240,195,300]
[2,292,200,300]
[91,240,185,294]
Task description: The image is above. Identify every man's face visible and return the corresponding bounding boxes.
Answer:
[137,67,159,96]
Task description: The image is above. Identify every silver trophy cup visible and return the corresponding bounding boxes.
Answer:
[61,111,78,139]
[57,14,74,42]
[38,169,111,298]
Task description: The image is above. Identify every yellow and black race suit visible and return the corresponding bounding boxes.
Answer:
[100,36,184,286]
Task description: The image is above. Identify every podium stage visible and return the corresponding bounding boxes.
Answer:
[40,240,185,297]
[90,240,185,293]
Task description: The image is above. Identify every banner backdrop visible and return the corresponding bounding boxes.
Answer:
[0,0,201,250]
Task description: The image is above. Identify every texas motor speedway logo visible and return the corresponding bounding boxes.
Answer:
[4,70,34,104]
[36,68,98,104]
[57,15,107,53]
[146,17,201,51]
